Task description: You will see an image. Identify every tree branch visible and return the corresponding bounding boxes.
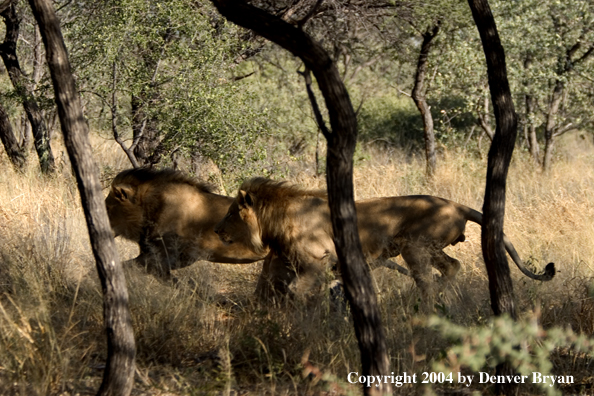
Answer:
[298,67,331,140]
[110,60,140,168]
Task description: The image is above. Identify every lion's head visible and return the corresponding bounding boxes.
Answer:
[214,189,266,256]
[215,178,327,258]
[105,168,214,242]
[105,172,145,242]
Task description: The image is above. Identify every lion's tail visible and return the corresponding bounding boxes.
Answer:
[464,207,555,281]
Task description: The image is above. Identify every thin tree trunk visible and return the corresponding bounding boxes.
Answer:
[477,94,495,141]
[130,46,167,166]
[411,23,439,179]
[543,80,564,171]
[131,93,159,165]
[523,54,539,163]
[27,1,136,396]
[0,2,55,174]
[0,102,26,169]
[468,0,518,395]
[110,61,139,168]
[525,94,539,162]
[210,1,391,395]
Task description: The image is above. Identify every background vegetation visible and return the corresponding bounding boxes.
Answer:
[1,0,594,394]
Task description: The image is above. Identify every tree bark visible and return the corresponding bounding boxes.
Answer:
[130,40,168,166]
[477,94,495,141]
[523,54,539,163]
[0,1,55,174]
[0,101,26,169]
[411,23,439,179]
[131,93,160,165]
[210,1,391,394]
[27,1,136,395]
[468,0,518,394]
[525,94,539,162]
[543,80,564,171]
[110,61,140,168]
[541,40,594,171]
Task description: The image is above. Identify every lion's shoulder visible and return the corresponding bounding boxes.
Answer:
[112,167,215,194]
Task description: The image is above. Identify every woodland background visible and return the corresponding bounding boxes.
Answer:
[1,0,594,394]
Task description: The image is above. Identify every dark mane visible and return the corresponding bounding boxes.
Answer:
[239,177,327,202]
[239,177,328,246]
[112,167,215,193]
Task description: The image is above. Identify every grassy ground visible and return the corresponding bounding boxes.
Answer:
[0,133,593,395]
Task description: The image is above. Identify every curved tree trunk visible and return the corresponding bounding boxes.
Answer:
[210,1,391,395]
[0,101,26,169]
[468,0,518,394]
[411,23,440,179]
[0,2,55,174]
[27,1,136,395]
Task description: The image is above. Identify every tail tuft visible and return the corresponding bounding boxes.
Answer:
[543,262,556,281]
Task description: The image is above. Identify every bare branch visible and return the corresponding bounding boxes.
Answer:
[298,66,331,140]
[0,0,14,14]
[476,96,494,141]
[110,60,139,168]
[233,71,255,81]
[297,0,323,28]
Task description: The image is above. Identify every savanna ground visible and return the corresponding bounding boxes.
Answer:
[1,132,594,396]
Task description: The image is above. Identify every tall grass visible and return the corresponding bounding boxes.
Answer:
[0,132,593,394]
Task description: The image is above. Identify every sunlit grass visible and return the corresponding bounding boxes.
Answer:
[0,132,593,394]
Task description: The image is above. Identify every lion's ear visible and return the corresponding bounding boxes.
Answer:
[238,190,254,208]
[113,185,134,202]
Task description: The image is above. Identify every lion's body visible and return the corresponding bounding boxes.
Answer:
[215,178,554,302]
[106,168,268,279]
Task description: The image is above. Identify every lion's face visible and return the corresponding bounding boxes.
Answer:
[214,190,266,256]
[105,184,143,242]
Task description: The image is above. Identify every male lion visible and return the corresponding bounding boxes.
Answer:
[214,178,555,304]
[106,168,269,279]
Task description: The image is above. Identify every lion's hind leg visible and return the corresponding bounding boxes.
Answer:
[370,247,409,276]
[430,250,461,282]
[373,257,410,276]
[400,244,434,313]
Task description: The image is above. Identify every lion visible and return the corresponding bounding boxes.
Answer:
[214,177,555,304]
[105,168,269,279]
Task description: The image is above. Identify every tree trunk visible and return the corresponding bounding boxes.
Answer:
[525,94,539,162]
[411,23,439,179]
[523,54,539,163]
[0,2,55,174]
[210,1,391,395]
[468,0,518,395]
[27,1,136,396]
[543,80,564,171]
[477,94,495,141]
[0,102,26,169]
[131,93,160,165]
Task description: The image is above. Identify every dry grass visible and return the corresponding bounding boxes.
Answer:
[0,133,593,395]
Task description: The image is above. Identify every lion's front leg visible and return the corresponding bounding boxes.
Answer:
[255,253,296,303]
[131,234,174,281]
[287,253,333,302]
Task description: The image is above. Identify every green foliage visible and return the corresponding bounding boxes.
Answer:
[63,0,272,181]
[430,314,594,395]
[432,0,594,145]
[357,93,424,149]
